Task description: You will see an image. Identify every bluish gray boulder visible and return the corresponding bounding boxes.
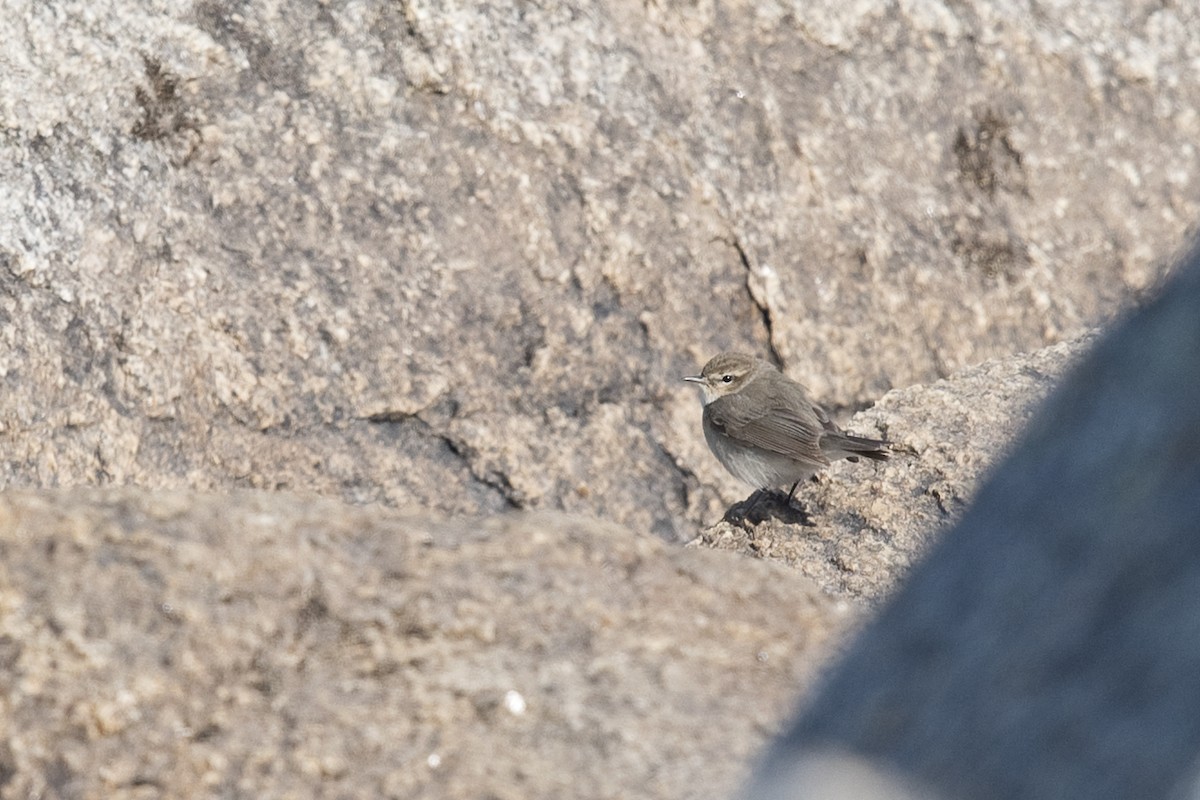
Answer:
[744,242,1200,800]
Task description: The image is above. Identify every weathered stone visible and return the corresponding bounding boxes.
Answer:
[2,1,1200,798]
[0,490,850,799]
[2,1,1199,536]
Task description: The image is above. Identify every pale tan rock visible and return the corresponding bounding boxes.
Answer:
[0,489,851,799]
[2,3,1200,796]
[1,1,1198,537]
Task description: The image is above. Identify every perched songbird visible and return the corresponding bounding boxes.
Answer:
[684,352,889,503]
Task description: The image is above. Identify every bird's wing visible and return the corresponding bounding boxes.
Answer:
[704,391,831,466]
[813,401,841,433]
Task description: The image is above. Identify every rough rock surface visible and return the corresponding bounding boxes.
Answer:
[2,2,1200,798]
[0,334,1087,799]
[0,319,1112,800]
[0,490,853,799]
[2,1,1199,538]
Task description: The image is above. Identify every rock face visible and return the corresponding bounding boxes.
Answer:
[0,337,1092,799]
[0,490,849,799]
[3,1,1200,798]
[2,1,1199,540]
[742,249,1200,798]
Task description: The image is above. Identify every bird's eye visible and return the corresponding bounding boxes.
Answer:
[721,374,733,383]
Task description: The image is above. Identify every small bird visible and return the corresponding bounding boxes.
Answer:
[684,352,889,503]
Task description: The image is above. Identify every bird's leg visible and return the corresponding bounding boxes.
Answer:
[785,480,801,505]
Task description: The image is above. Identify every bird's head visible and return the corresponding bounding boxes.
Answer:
[682,352,765,405]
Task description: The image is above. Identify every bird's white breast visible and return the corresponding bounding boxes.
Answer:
[702,417,816,489]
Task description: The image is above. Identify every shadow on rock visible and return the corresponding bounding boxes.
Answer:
[724,489,814,528]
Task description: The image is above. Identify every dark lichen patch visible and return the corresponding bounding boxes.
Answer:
[953,108,1026,198]
[132,55,197,142]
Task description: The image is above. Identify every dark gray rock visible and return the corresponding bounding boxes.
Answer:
[743,244,1200,799]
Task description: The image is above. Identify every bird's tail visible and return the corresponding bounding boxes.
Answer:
[823,432,890,462]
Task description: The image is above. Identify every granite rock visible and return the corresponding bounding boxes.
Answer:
[3,3,1200,797]
[2,1,1199,536]
[0,489,851,799]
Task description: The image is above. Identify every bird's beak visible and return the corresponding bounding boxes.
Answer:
[682,375,703,383]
